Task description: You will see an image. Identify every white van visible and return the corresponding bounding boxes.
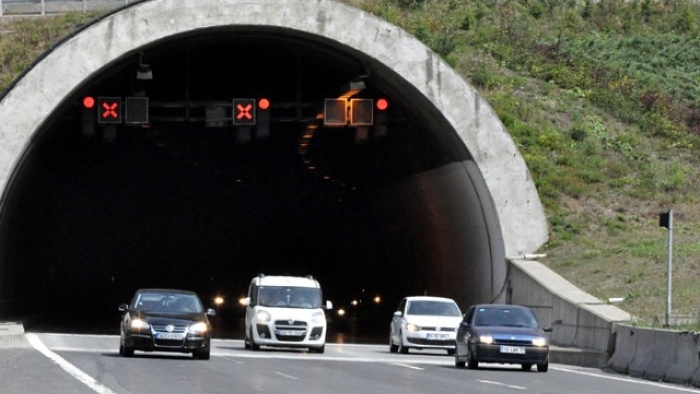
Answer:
[243,274,333,353]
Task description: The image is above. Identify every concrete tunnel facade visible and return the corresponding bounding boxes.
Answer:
[0,0,548,319]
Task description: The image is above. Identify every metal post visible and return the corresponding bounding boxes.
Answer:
[665,209,673,327]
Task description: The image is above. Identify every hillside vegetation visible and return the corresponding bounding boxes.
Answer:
[2,1,700,326]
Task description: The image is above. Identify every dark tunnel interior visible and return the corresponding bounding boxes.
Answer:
[0,29,483,339]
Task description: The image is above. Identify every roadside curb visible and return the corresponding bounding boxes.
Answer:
[0,321,26,346]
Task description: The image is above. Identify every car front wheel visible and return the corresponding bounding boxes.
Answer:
[194,349,210,360]
[537,361,549,372]
[119,342,134,357]
[455,354,466,368]
[466,346,478,369]
[397,333,408,354]
[389,337,398,353]
[246,328,260,351]
[309,345,325,354]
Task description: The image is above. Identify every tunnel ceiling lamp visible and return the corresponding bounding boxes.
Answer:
[136,52,153,81]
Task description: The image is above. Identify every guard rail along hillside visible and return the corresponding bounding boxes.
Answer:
[607,324,700,388]
[0,0,130,16]
[509,258,700,388]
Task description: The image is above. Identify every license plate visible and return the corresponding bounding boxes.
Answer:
[278,330,305,336]
[427,334,449,340]
[156,333,185,340]
[500,346,526,354]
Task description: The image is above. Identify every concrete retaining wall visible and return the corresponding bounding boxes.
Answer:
[508,258,631,367]
[608,324,700,387]
[509,258,700,387]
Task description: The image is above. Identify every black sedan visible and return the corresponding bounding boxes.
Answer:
[119,288,216,360]
[455,304,552,372]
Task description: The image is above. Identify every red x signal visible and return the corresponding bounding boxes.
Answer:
[97,97,121,124]
[233,99,256,125]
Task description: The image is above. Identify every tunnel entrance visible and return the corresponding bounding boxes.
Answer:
[1,30,479,334]
[0,2,539,338]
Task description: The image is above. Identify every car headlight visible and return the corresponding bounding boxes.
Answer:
[532,337,548,347]
[256,310,271,323]
[406,323,420,332]
[189,322,208,334]
[311,311,325,325]
[478,335,494,344]
[130,319,150,330]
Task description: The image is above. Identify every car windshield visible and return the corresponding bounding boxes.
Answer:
[132,292,204,313]
[474,307,538,328]
[258,286,321,309]
[406,300,460,316]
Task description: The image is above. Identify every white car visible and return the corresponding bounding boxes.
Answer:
[389,296,462,355]
[243,274,332,353]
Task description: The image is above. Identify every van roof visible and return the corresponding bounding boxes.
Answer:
[253,275,320,288]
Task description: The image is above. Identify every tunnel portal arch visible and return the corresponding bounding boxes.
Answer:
[0,0,547,317]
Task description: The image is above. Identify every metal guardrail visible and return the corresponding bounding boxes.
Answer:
[0,0,133,16]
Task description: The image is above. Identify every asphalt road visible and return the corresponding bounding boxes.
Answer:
[2,334,700,394]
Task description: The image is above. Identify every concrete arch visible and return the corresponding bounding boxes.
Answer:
[0,0,547,309]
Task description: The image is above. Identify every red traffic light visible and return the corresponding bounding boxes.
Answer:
[258,98,270,110]
[376,98,388,111]
[83,96,95,109]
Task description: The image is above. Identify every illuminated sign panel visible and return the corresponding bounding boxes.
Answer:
[125,97,149,124]
[233,98,256,125]
[324,98,347,127]
[97,97,121,124]
[350,99,373,126]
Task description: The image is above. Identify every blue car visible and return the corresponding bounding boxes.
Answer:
[455,304,552,372]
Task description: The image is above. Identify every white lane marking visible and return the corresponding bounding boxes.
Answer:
[478,380,527,390]
[26,333,118,394]
[35,335,700,393]
[393,363,425,370]
[554,367,700,393]
[273,371,299,380]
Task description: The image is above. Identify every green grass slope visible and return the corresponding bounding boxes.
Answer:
[2,0,699,326]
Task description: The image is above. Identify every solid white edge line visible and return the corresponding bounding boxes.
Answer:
[26,333,118,394]
[553,367,700,393]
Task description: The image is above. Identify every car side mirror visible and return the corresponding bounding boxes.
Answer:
[393,311,402,317]
[207,308,217,317]
[118,303,129,312]
[242,297,251,307]
[543,327,553,333]
[325,300,333,310]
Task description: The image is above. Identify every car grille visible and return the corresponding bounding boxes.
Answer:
[492,338,533,346]
[151,324,188,333]
[406,338,454,346]
[151,324,188,347]
[274,320,308,342]
[419,327,456,332]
